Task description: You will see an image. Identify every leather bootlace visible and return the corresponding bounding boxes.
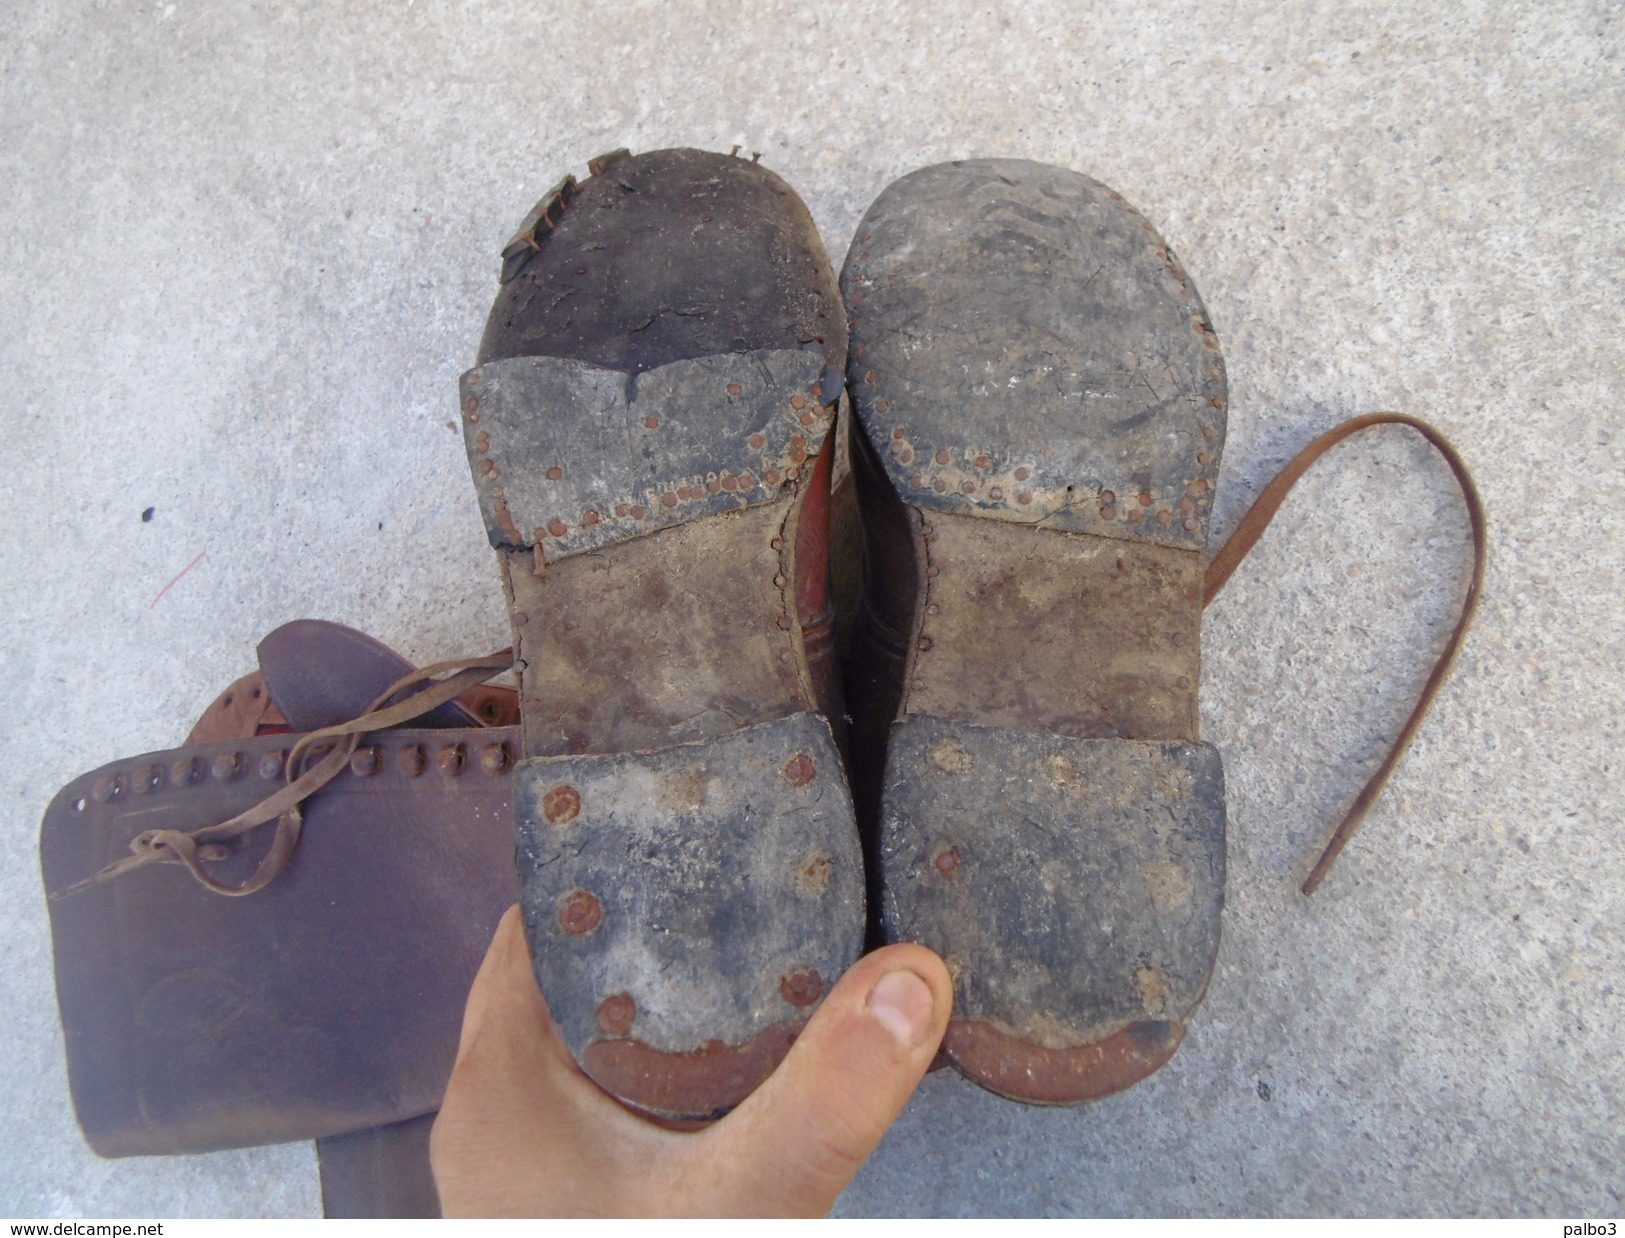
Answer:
[1203,413,1486,893]
[56,651,515,899]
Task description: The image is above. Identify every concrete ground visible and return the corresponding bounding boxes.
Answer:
[3,0,1620,1218]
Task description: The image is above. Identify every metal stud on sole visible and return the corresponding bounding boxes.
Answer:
[514,711,863,1120]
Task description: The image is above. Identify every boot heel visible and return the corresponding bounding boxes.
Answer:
[515,712,861,1120]
[878,715,1224,1103]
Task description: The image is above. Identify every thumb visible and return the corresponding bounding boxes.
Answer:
[697,943,953,1216]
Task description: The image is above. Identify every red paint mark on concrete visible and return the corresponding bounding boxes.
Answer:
[149,550,207,609]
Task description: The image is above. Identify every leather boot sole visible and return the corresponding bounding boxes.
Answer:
[844,159,1227,1104]
[462,148,862,1120]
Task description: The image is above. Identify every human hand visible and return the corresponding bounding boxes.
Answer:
[430,905,953,1217]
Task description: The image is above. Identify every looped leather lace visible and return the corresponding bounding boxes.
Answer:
[1203,414,1486,894]
[56,650,515,899]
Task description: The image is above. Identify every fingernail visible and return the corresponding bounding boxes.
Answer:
[865,969,935,1046]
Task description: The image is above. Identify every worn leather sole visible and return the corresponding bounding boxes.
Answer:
[844,159,1227,1104]
[461,148,863,1120]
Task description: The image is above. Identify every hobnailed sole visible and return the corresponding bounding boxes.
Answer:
[845,158,1229,1103]
[878,716,1223,1104]
[516,712,861,1120]
[463,149,862,1119]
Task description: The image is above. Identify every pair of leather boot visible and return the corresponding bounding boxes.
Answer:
[41,148,1484,1212]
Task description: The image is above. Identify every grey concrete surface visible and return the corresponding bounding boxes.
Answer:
[3,0,1620,1218]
